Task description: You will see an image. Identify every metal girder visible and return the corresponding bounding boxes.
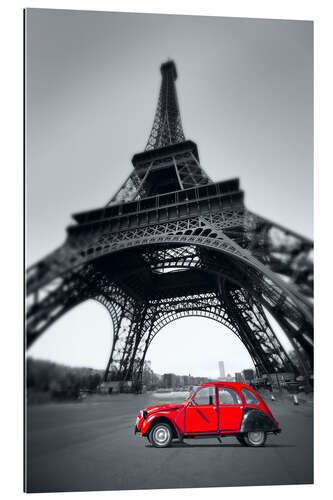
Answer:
[222,285,295,374]
[145,61,185,151]
[107,149,211,204]
[26,209,313,380]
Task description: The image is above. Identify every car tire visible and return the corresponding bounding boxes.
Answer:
[244,431,267,447]
[149,423,173,448]
[236,435,246,446]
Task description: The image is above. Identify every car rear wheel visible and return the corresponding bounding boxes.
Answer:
[244,431,266,447]
[149,423,173,448]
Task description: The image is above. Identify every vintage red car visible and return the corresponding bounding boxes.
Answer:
[135,381,281,447]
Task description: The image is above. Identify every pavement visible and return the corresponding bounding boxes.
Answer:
[26,391,313,493]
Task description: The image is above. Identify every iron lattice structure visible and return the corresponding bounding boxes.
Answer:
[26,60,313,390]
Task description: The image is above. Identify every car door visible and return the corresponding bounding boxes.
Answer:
[185,386,218,433]
[218,386,243,432]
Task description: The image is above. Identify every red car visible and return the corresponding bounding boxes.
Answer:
[135,381,281,448]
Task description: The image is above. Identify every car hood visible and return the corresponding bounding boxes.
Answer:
[145,403,185,414]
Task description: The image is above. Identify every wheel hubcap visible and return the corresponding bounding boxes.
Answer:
[154,426,170,445]
[248,431,264,444]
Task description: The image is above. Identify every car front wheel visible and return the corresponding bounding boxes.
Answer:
[149,423,173,448]
[244,431,266,447]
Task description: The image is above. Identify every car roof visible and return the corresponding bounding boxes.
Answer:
[199,381,256,392]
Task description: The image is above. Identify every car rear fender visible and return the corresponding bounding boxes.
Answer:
[240,407,279,433]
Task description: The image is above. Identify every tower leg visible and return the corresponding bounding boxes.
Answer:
[221,284,296,376]
[102,306,126,382]
[102,301,156,391]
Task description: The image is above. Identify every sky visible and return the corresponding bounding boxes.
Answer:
[26,9,313,377]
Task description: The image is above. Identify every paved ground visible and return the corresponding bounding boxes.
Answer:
[26,391,313,493]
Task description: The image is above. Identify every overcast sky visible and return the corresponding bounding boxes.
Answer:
[26,9,313,378]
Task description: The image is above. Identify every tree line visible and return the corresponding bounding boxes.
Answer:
[26,357,103,401]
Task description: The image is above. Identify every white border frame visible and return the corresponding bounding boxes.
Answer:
[1,1,331,499]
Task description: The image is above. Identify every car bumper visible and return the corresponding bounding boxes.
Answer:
[134,425,143,436]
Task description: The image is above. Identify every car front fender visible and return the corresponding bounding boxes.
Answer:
[140,412,176,436]
[240,407,279,433]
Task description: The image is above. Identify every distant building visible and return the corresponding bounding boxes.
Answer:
[235,372,244,383]
[162,373,177,388]
[243,369,255,384]
[218,361,225,379]
[193,376,210,385]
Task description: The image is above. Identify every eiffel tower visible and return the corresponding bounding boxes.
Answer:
[26,60,313,390]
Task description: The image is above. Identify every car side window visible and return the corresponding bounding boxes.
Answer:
[192,386,215,405]
[218,387,242,405]
[241,388,259,405]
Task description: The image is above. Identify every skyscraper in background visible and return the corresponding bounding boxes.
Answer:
[218,361,225,379]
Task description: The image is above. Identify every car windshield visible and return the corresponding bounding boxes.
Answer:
[184,386,199,401]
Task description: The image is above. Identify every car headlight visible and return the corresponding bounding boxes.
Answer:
[137,409,147,422]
